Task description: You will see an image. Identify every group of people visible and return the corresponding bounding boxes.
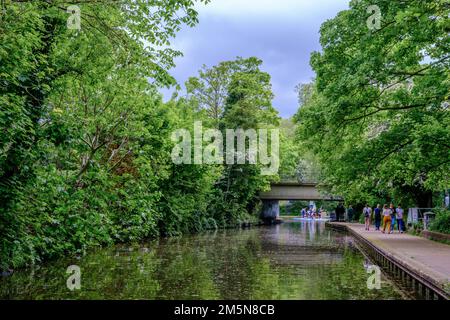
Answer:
[335,202,406,234]
[300,207,323,219]
[369,203,405,234]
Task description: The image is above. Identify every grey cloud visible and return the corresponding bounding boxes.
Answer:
[163,2,349,118]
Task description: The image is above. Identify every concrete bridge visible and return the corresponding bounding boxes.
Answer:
[260,182,337,201]
[259,182,342,224]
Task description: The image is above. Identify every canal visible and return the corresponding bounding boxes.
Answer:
[0,221,416,299]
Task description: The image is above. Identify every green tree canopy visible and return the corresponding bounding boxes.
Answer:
[295,0,449,207]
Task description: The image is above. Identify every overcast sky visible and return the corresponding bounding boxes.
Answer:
[163,0,350,118]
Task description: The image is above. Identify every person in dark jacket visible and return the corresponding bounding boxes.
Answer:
[347,205,354,222]
[335,203,345,222]
[374,204,382,230]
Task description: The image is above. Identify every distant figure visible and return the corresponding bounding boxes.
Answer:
[336,203,345,222]
[374,204,382,231]
[396,205,405,233]
[363,204,372,231]
[347,205,354,222]
[301,207,306,218]
[382,204,392,234]
[389,203,396,234]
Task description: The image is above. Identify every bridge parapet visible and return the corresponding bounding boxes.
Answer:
[260,181,341,201]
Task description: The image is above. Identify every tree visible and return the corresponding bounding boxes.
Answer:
[0,0,211,270]
[209,58,280,224]
[295,82,314,108]
[295,0,449,207]
[185,57,263,127]
[0,0,209,209]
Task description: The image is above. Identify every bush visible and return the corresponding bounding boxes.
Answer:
[409,222,423,236]
[429,209,450,234]
[358,213,365,224]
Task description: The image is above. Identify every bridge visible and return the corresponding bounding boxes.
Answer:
[259,182,338,201]
[259,181,342,224]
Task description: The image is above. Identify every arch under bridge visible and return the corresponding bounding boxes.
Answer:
[259,181,342,224]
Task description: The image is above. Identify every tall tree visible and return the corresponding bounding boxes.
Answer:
[185,57,263,127]
[208,58,280,224]
[0,0,210,269]
[295,0,449,206]
[0,0,209,209]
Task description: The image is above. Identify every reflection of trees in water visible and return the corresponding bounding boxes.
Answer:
[0,225,406,300]
[0,247,162,299]
[274,221,333,247]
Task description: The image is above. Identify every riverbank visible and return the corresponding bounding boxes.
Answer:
[326,222,450,300]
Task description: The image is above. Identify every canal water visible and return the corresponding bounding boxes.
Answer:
[0,221,415,299]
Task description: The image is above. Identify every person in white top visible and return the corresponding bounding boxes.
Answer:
[382,204,392,234]
[363,204,372,231]
[396,205,405,233]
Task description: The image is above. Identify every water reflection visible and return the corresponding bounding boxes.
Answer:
[0,222,411,300]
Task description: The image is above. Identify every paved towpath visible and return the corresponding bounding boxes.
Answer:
[329,222,450,297]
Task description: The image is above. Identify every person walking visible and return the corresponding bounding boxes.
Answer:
[374,204,382,231]
[335,202,345,222]
[347,205,354,222]
[389,203,396,234]
[382,204,391,234]
[396,204,405,233]
[363,204,372,231]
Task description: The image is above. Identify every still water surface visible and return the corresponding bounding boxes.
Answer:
[0,221,414,299]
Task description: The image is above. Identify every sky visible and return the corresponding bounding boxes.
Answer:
[162,0,350,118]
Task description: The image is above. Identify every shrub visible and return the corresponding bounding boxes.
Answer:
[429,209,450,235]
[358,213,365,224]
[409,222,423,236]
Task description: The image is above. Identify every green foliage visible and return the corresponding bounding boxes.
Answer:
[217,58,279,223]
[279,119,302,180]
[186,57,280,226]
[295,0,450,207]
[281,201,310,216]
[410,222,424,236]
[429,209,450,235]
[358,213,365,224]
[0,1,284,270]
[185,57,262,126]
[0,0,223,271]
